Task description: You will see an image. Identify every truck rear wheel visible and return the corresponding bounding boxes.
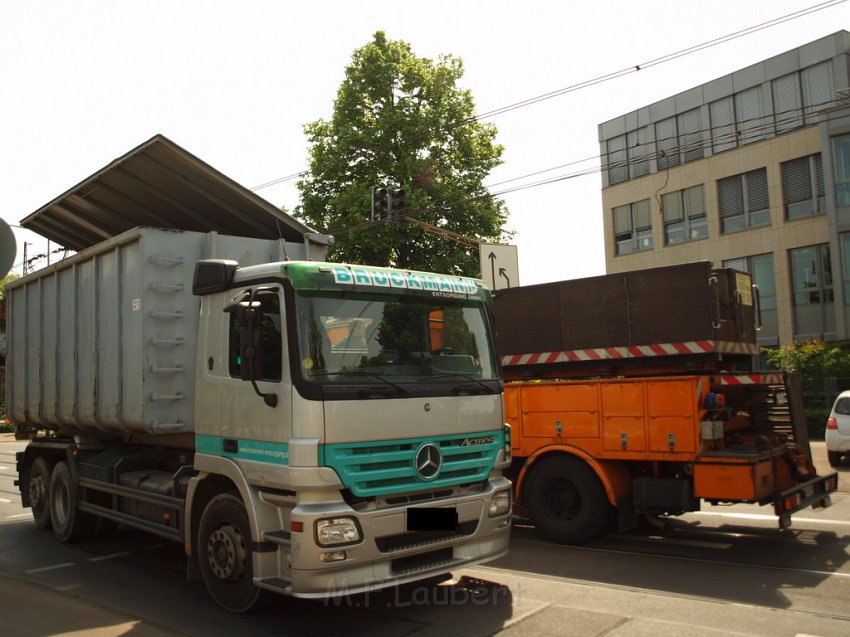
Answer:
[49,461,97,542]
[28,456,52,529]
[198,493,263,613]
[525,456,611,544]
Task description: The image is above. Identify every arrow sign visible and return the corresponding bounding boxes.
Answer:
[479,244,519,291]
[499,267,510,287]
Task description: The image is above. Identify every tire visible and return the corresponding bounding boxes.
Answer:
[49,461,97,543]
[28,456,52,529]
[828,451,842,467]
[525,455,611,544]
[198,493,263,613]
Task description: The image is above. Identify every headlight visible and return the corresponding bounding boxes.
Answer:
[489,488,512,517]
[316,517,362,546]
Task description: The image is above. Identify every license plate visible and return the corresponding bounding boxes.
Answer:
[803,485,814,499]
[407,507,458,532]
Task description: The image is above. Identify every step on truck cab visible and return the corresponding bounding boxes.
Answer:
[8,227,512,611]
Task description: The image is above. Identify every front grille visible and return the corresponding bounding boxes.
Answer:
[375,520,478,552]
[324,432,502,497]
[391,548,454,575]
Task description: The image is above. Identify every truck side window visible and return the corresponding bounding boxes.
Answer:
[228,292,283,381]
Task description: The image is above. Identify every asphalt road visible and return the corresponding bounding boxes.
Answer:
[2,436,849,637]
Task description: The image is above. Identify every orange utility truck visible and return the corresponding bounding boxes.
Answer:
[494,262,838,543]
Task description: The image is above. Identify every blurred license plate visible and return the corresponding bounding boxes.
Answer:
[407,507,458,532]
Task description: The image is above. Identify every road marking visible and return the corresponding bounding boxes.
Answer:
[88,552,130,562]
[0,498,11,504]
[694,511,850,526]
[26,562,74,574]
[4,513,32,520]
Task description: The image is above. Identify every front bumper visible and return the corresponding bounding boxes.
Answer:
[773,472,838,528]
[257,477,512,598]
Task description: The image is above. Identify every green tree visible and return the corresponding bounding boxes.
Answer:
[1,273,19,299]
[763,341,850,378]
[296,32,510,276]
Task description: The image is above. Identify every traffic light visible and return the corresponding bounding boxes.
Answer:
[371,186,388,221]
[389,188,406,221]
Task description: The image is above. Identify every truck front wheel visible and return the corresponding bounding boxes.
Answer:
[198,493,263,613]
[525,456,611,544]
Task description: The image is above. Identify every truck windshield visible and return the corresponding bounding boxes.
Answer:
[294,291,497,384]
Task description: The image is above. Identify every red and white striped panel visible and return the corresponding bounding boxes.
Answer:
[500,340,759,367]
[717,373,784,385]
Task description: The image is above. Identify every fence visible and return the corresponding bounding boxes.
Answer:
[801,377,850,438]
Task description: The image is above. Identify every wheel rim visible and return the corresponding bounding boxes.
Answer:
[29,474,47,509]
[542,477,581,522]
[207,523,246,581]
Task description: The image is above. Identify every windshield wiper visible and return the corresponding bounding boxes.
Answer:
[422,373,496,394]
[343,371,413,397]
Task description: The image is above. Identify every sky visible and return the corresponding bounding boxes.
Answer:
[2,0,849,285]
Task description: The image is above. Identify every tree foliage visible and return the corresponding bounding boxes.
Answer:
[295,32,510,276]
[1,273,19,299]
[763,341,850,378]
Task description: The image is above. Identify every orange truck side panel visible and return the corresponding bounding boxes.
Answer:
[693,460,776,501]
[600,382,646,452]
[507,376,707,460]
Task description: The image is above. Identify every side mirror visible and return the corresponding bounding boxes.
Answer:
[237,302,264,382]
[228,293,278,408]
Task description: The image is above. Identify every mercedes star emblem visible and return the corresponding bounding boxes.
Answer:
[414,443,442,480]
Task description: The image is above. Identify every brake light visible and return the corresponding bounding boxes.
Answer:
[782,493,802,511]
[827,417,838,430]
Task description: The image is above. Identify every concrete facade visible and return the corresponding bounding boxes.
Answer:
[598,31,850,346]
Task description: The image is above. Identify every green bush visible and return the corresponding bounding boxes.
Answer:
[763,341,850,440]
[0,406,12,433]
[805,406,831,440]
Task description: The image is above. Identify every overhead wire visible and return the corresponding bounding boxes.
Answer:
[248,0,848,194]
[325,94,849,241]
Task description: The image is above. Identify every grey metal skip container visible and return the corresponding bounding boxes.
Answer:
[5,226,301,439]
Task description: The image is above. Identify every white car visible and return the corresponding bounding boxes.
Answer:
[826,389,850,467]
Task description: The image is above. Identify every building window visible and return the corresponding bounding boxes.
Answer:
[791,243,834,339]
[782,154,825,220]
[655,117,680,170]
[841,234,850,303]
[678,107,704,163]
[772,72,803,134]
[718,168,770,233]
[613,199,652,255]
[735,86,767,145]
[723,254,777,345]
[710,87,767,154]
[834,135,850,207]
[710,96,737,154]
[628,126,651,179]
[606,134,628,185]
[802,60,834,123]
[662,185,707,245]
